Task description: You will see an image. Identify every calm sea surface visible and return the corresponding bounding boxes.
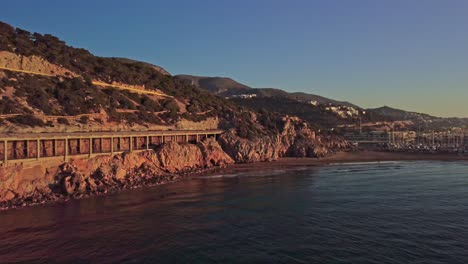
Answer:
[1,161,468,263]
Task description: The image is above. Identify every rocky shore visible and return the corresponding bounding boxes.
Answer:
[0,138,234,210]
[0,118,349,211]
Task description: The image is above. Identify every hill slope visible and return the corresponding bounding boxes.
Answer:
[112,57,171,76]
[175,75,378,128]
[175,76,468,130]
[366,106,468,130]
[367,106,435,122]
[0,20,289,139]
[175,75,250,95]
[175,75,357,107]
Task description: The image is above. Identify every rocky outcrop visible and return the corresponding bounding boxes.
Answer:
[0,117,349,209]
[219,116,349,163]
[0,139,234,208]
[0,164,56,204]
[199,137,235,167]
[156,142,204,173]
[218,132,279,163]
[285,134,349,158]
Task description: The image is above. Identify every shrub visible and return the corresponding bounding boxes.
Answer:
[57,117,70,125]
[137,110,161,124]
[0,96,18,114]
[7,114,45,127]
[162,99,179,112]
[79,115,89,124]
[122,113,140,125]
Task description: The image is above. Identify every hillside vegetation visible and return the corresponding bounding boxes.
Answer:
[367,106,468,131]
[177,74,468,131]
[0,22,215,122]
[175,75,250,95]
[0,21,293,139]
[176,75,388,129]
[176,75,357,107]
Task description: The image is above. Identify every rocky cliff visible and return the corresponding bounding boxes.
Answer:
[219,116,349,163]
[0,138,234,208]
[0,127,349,209]
[0,20,351,209]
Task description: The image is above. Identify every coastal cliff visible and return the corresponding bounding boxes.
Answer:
[219,117,349,163]
[0,138,234,208]
[0,128,349,209]
[0,21,350,209]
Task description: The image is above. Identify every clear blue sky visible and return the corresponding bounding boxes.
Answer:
[1,0,468,117]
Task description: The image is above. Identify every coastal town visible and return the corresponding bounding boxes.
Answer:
[344,128,468,153]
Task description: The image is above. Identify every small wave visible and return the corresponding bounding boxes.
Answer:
[198,173,243,179]
[327,161,408,166]
[199,168,300,179]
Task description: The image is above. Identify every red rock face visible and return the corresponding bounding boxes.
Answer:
[0,122,348,207]
[156,142,204,173]
[0,139,236,204]
[219,117,349,162]
[198,138,234,167]
[218,132,280,163]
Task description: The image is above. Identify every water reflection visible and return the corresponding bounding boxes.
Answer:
[1,162,468,263]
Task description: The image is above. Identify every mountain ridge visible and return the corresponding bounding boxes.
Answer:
[1,20,466,132]
[175,75,359,108]
[0,20,326,144]
[175,74,468,130]
[175,74,250,95]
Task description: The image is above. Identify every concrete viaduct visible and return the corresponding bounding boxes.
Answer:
[0,130,223,166]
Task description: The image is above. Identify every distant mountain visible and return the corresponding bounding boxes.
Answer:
[174,75,373,128]
[3,17,460,133]
[253,89,359,109]
[0,20,288,139]
[176,75,468,130]
[366,106,468,130]
[366,106,435,122]
[175,75,250,95]
[175,75,358,108]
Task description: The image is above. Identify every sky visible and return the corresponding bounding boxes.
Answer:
[1,0,468,117]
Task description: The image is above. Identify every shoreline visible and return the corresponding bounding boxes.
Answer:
[198,151,468,176]
[2,151,467,211]
[289,151,468,164]
[0,167,215,211]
